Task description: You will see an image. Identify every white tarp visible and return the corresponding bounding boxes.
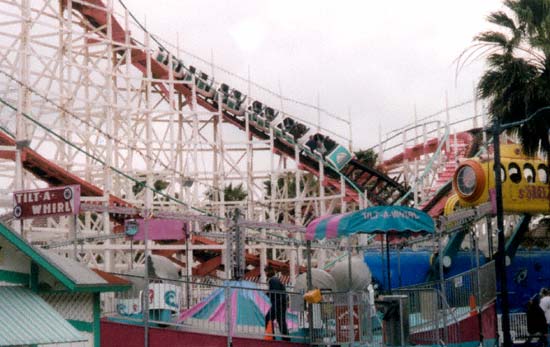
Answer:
[329,256,372,292]
[291,268,336,312]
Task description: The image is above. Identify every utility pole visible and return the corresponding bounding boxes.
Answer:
[233,209,244,280]
[491,119,511,347]
[489,106,550,347]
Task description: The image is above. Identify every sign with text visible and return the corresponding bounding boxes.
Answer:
[13,185,81,219]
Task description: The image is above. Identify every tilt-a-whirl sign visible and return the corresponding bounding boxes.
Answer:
[13,185,81,219]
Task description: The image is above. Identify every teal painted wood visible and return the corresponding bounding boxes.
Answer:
[0,222,130,293]
[0,269,29,284]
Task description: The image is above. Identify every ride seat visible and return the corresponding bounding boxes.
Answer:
[219,83,230,94]
[265,108,277,121]
[252,101,263,113]
[324,137,337,152]
[233,89,242,100]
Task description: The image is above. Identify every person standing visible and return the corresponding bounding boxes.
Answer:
[539,288,550,345]
[265,266,289,341]
[527,291,547,344]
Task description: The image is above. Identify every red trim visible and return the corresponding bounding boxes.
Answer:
[91,269,132,286]
[409,302,497,344]
[101,319,306,347]
[0,132,130,215]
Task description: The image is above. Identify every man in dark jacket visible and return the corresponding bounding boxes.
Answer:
[527,291,547,345]
[265,266,289,341]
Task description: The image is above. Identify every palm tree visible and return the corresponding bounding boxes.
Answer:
[205,183,247,202]
[203,183,247,228]
[465,0,550,155]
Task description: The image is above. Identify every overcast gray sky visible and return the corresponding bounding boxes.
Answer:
[126,0,504,149]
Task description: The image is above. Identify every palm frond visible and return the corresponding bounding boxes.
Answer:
[473,0,550,155]
[454,44,500,83]
[474,31,511,47]
[487,11,519,33]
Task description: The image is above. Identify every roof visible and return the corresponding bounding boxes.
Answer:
[0,222,131,292]
[0,286,85,346]
[91,268,132,286]
[38,249,108,284]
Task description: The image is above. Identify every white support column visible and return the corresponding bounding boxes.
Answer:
[14,0,30,234]
[413,108,419,206]
[422,122,428,197]
[246,65,254,219]
[348,108,353,152]
[318,161,326,268]
[340,176,347,212]
[144,29,154,264]
[102,0,115,272]
[123,8,134,200]
[191,80,200,208]
[290,146,302,284]
[378,123,384,165]
[445,92,451,154]
[58,0,71,170]
[168,46,177,200]
[263,128,276,282]
[214,91,228,278]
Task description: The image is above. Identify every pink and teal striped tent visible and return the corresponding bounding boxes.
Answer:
[306,206,435,292]
[178,280,298,334]
[306,205,435,241]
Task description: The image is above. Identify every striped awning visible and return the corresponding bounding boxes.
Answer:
[0,286,85,346]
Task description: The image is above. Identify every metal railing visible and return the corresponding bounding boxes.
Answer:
[101,274,382,345]
[395,261,496,346]
[306,291,376,345]
[102,270,493,346]
[499,312,529,342]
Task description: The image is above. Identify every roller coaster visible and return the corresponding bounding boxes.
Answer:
[0,0,498,287]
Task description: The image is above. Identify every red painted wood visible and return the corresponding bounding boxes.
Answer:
[409,302,497,344]
[101,320,306,347]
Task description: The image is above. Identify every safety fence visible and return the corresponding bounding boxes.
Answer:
[395,261,496,346]
[101,274,378,345]
[499,312,530,343]
[302,291,378,345]
[101,267,497,346]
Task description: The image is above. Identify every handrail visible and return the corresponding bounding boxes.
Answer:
[394,125,451,205]
[372,113,482,154]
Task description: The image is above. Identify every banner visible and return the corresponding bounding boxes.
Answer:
[13,185,80,219]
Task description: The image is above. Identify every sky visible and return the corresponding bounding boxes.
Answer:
[124,0,505,150]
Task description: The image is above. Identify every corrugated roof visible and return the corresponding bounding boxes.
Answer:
[0,286,85,346]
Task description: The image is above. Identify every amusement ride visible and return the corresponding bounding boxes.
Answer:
[0,1,549,346]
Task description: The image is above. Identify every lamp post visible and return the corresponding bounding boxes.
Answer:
[489,106,550,347]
